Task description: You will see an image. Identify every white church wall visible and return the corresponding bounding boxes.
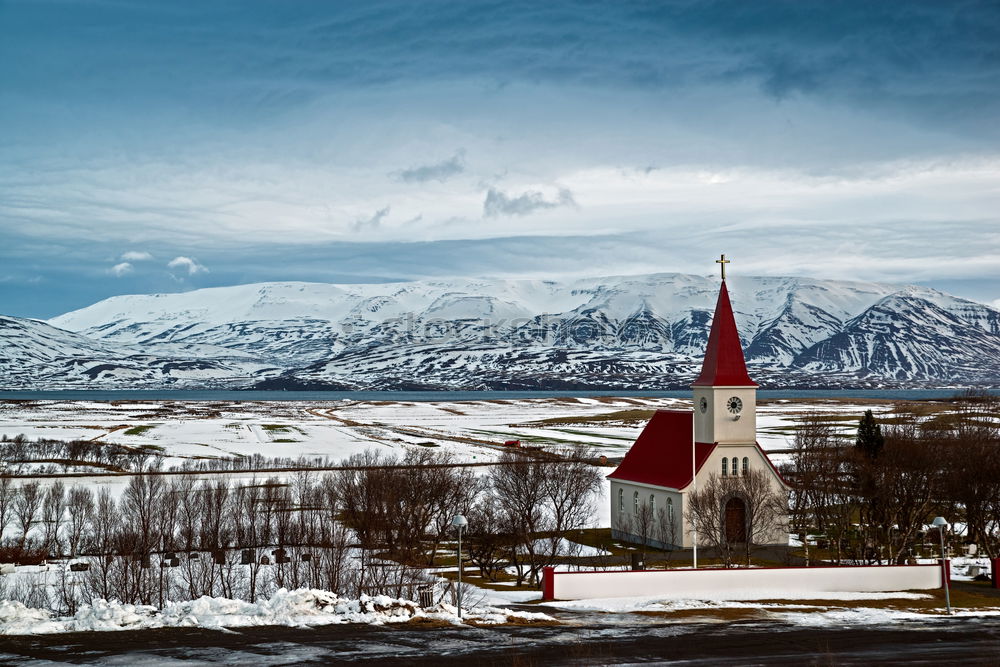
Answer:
[610,448,789,549]
[610,481,684,549]
[544,564,943,601]
[691,445,789,547]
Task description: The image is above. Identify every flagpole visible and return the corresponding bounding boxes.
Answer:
[692,409,698,569]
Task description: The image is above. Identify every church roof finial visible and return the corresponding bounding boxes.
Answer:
[716,253,730,281]
[693,256,757,387]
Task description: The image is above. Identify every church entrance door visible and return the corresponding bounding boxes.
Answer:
[724,497,747,543]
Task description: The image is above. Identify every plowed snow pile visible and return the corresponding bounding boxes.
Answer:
[0,588,553,635]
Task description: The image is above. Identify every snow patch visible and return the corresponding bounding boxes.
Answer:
[0,589,554,636]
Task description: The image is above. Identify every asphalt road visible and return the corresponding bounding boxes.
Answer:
[2,615,999,666]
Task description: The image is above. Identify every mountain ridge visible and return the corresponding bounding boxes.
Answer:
[1,273,995,389]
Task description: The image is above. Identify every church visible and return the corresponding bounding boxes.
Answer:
[609,257,789,549]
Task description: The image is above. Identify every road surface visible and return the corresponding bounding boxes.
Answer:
[2,614,999,665]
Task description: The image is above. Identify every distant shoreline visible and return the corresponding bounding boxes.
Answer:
[0,388,994,402]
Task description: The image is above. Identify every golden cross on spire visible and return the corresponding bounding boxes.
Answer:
[716,253,730,280]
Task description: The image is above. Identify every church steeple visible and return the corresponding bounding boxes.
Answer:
[692,280,757,388]
[692,256,758,444]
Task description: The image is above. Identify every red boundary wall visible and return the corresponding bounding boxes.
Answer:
[542,562,946,602]
[542,566,554,600]
[940,558,951,585]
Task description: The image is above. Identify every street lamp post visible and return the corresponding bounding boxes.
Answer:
[931,516,951,614]
[451,514,468,619]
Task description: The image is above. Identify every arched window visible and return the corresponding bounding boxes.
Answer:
[722,457,728,477]
[633,491,639,516]
[618,488,624,512]
[742,457,749,475]
[650,494,656,514]
[667,497,674,523]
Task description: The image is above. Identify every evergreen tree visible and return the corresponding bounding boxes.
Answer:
[855,409,884,460]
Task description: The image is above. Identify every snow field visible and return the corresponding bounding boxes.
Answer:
[0,397,897,470]
[0,588,554,635]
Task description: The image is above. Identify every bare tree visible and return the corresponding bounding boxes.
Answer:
[786,414,836,565]
[490,451,551,586]
[159,479,182,553]
[464,500,517,582]
[735,469,787,566]
[13,482,43,551]
[121,474,166,556]
[65,486,94,557]
[655,501,680,557]
[41,481,66,557]
[427,460,480,566]
[82,488,119,602]
[633,498,655,556]
[940,394,1000,557]
[686,470,785,567]
[175,476,199,552]
[0,476,13,544]
[232,479,266,601]
[541,453,602,560]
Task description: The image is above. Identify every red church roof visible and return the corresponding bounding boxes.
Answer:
[692,280,757,387]
[607,410,716,490]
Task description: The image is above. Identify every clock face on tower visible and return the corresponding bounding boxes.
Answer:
[699,397,708,413]
[726,396,743,415]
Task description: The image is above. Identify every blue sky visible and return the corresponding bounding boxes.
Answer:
[2,0,999,318]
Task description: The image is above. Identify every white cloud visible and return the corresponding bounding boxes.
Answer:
[0,274,42,284]
[397,153,465,183]
[483,187,576,217]
[167,256,208,275]
[120,250,153,262]
[109,262,133,277]
[351,206,391,233]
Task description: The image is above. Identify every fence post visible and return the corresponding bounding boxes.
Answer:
[938,558,952,588]
[542,566,555,601]
[992,558,1000,589]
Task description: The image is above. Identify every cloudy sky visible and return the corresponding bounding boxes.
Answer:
[2,0,999,318]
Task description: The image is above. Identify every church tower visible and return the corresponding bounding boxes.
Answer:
[691,257,758,446]
[607,255,787,549]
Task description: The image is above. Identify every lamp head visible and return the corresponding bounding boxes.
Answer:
[931,516,948,528]
[451,514,468,528]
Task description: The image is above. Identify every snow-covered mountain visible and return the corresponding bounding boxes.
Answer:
[0,315,274,388]
[3,273,997,389]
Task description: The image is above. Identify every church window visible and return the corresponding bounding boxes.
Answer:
[722,457,728,477]
[633,491,639,516]
[650,494,655,514]
[618,488,624,512]
[667,497,674,523]
[742,457,749,475]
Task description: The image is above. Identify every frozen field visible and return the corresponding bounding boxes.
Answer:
[0,396,900,528]
[0,396,896,468]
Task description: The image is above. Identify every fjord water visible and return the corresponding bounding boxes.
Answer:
[0,389,992,401]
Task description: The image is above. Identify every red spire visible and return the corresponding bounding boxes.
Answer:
[692,281,757,387]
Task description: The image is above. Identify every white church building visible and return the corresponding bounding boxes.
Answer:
[609,263,790,549]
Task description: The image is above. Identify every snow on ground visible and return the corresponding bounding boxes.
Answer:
[538,590,1000,628]
[0,396,897,466]
[771,607,1000,627]
[0,589,554,636]
[558,538,611,557]
[0,396,907,518]
[919,556,993,581]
